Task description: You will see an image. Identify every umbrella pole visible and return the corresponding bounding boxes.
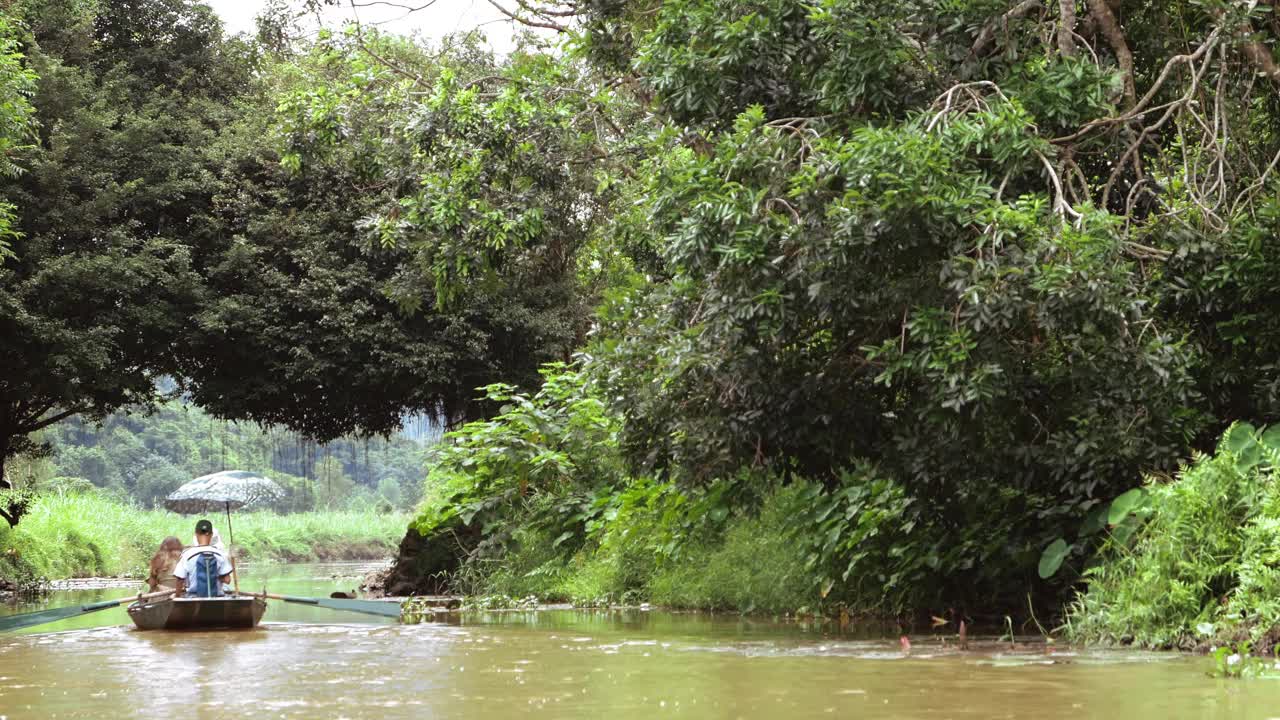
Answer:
[225,501,240,595]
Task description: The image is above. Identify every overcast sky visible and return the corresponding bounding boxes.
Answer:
[204,0,534,52]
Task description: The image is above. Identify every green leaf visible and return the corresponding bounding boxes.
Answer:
[1238,441,1263,472]
[1260,425,1280,451]
[1108,488,1146,526]
[1079,502,1110,537]
[1225,423,1258,455]
[1038,538,1071,579]
[1110,515,1141,545]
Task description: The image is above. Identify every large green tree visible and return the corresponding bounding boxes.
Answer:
[2,3,624,526]
[0,10,36,262]
[181,28,629,440]
[0,0,251,525]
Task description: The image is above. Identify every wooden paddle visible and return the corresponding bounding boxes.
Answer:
[248,591,402,619]
[0,588,176,633]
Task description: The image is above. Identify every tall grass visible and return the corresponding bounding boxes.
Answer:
[0,491,407,580]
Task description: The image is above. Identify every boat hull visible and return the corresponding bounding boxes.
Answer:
[127,596,267,630]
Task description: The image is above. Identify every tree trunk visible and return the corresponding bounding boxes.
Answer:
[0,445,20,528]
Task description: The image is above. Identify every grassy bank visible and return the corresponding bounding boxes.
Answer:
[0,491,407,584]
[444,483,820,615]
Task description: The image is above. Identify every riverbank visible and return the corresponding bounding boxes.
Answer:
[381,481,835,617]
[1065,423,1280,655]
[0,491,407,588]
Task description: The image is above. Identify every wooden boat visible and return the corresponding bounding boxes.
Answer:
[127,595,267,630]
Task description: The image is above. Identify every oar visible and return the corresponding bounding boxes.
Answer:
[0,588,176,633]
[251,592,402,619]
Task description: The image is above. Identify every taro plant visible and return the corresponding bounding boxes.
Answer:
[1038,486,1152,580]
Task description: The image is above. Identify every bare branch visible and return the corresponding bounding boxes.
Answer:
[24,407,84,434]
[1036,150,1084,221]
[484,0,569,31]
[1100,43,1217,209]
[1231,145,1280,215]
[513,0,580,17]
[347,1,430,87]
[350,0,438,10]
[1052,28,1222,143]
[925,81,1012,131]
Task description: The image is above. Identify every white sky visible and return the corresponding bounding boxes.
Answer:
[204,0,536,52]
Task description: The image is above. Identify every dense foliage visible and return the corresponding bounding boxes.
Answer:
[7,0,1280,621]
[0,0,609,526]
[0,0,241,523]
[0,12,35,260]
[395,0,1280,616]
[182,29,608,439]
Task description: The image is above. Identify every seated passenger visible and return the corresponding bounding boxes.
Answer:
[173,519,233,597]
[191,525,225,551]
[145,536,184,592]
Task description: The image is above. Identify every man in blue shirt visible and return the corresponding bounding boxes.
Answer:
[173,519,233,597]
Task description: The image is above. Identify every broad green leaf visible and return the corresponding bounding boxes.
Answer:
[1038,538,1071,579]
[1108,488,1146,526]
[1079,503,1110,537]
[1225,423,1258,455]
[1110,515,1141,545]
[1260,425,1280,451]
[1238,443,1263,473]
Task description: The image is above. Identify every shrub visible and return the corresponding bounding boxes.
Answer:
[1068,423,1280,649]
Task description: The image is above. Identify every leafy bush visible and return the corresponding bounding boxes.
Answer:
[648,483,814,614]
[414,363,625,550]
[1068,424,1280,648]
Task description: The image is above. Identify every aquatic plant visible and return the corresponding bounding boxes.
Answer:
[1206,643,1280,680]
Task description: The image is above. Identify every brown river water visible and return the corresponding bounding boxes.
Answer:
[3,563,1280,719]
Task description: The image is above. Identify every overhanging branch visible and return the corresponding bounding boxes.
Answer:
[484,0,570,32]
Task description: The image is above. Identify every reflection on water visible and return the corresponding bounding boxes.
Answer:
[3,564,1280,719]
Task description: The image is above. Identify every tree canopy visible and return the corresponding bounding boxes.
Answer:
[0,0,244,523]
[0,2,614,525]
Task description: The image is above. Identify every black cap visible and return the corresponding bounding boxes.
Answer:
[195,519,213,535]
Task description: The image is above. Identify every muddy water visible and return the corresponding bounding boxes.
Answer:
[3,565,1280,719]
